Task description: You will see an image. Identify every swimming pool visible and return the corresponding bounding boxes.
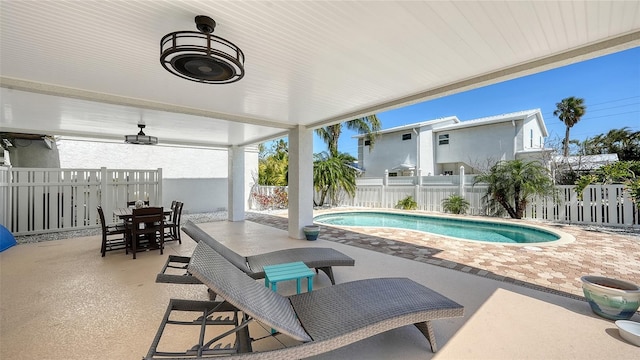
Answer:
[314,211,561,244]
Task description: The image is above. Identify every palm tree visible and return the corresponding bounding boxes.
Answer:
[474,159,556,219]
[315,115,381,156]
[313,151,357,206]
[553,96,586,157]
[581,127,640,161]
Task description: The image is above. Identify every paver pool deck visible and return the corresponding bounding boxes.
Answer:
[246,209,640,300]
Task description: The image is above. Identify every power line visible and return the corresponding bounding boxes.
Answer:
[542,101,639,119]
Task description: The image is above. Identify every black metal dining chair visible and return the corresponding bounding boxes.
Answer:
[164,201,183,244]
[97,206,126,257]
[126,207,164,259]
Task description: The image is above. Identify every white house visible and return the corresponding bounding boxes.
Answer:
[355,109,551,177]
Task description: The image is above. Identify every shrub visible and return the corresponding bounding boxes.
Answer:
[396,196,418,210]
[442,194,470,214]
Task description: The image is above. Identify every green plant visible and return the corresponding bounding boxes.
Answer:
[313,151,358,206]
[474,159,556,219]
[442,194,470,214]
[395,196,418,210]
[315,115,381,156]
[574,160,640,203]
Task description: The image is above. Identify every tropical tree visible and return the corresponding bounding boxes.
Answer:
[313,151,358,206]
[315,115,381,156]
[574,160,640,203]
[258,139,288,185]
[583,127,640,161]
[553,96,586,157]
[474,159,556,219]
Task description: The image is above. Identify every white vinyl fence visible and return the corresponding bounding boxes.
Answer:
[524,185,638,226]
[343,178,639,227]
[341,184,490,216]
[0,167,9,227]
[251,175,640,227]
[2,167,162,235]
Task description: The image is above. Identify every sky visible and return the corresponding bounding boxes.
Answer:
[312,46,640,157]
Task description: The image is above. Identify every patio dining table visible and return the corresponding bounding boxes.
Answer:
[113,207,171,220]
[113,207,172,254]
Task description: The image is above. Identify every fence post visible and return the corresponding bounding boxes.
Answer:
[157,168,163,207]
[0,166,11,228]
[100,167,108,214]
[415,185,420,209]
[459,166,465,197]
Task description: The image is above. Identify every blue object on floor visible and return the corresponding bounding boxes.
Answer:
[0,225,16,252]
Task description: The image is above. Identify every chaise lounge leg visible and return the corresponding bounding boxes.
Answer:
[414,321,438,352]
[316,267,335,285]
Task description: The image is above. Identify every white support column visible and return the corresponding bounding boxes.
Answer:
[228,146,245,222]
[288,126,314,239]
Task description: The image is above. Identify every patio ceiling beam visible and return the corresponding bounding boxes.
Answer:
[0,77,294,131]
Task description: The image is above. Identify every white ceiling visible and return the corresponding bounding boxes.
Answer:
[1,1,639,148]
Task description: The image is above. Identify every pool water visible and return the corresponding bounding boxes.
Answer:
[314,212,560,244]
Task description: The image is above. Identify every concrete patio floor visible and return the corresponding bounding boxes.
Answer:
[1,218,639,359]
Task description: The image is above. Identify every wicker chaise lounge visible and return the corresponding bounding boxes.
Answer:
[156,220,355,285]
[145,241,464,359]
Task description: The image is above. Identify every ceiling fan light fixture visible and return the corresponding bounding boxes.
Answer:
[125,124,158,145]
[160,15,245,84]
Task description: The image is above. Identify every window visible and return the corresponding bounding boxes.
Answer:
[530,129,533,147]
[388,172,398,177]
[438,134,449,145]
[443,171,453,175]
[364,140,371,146]
[402,133,411,141]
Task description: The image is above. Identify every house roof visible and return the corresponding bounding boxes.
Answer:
[353,116,459,138]
[1,1,638,148]
[553,154,619,171]
[354,109,548,139]
[435,109,548,136]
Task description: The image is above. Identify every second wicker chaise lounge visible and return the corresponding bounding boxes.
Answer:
[145,241,465,359]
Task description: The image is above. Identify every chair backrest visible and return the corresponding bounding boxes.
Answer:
[181,220,250,273]
[127,200,150,207]
[97,206,107,230]
[173,201,183,225]
[188,241,312,342]
[131,207,164,235]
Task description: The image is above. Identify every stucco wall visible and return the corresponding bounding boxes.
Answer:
[435,122,516,167]
[162,178,227,213]
[419,128,435,175]
[523,116,545,149]
[361,129,418,177]
[7,139,60,168]
[56,139,258,213]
